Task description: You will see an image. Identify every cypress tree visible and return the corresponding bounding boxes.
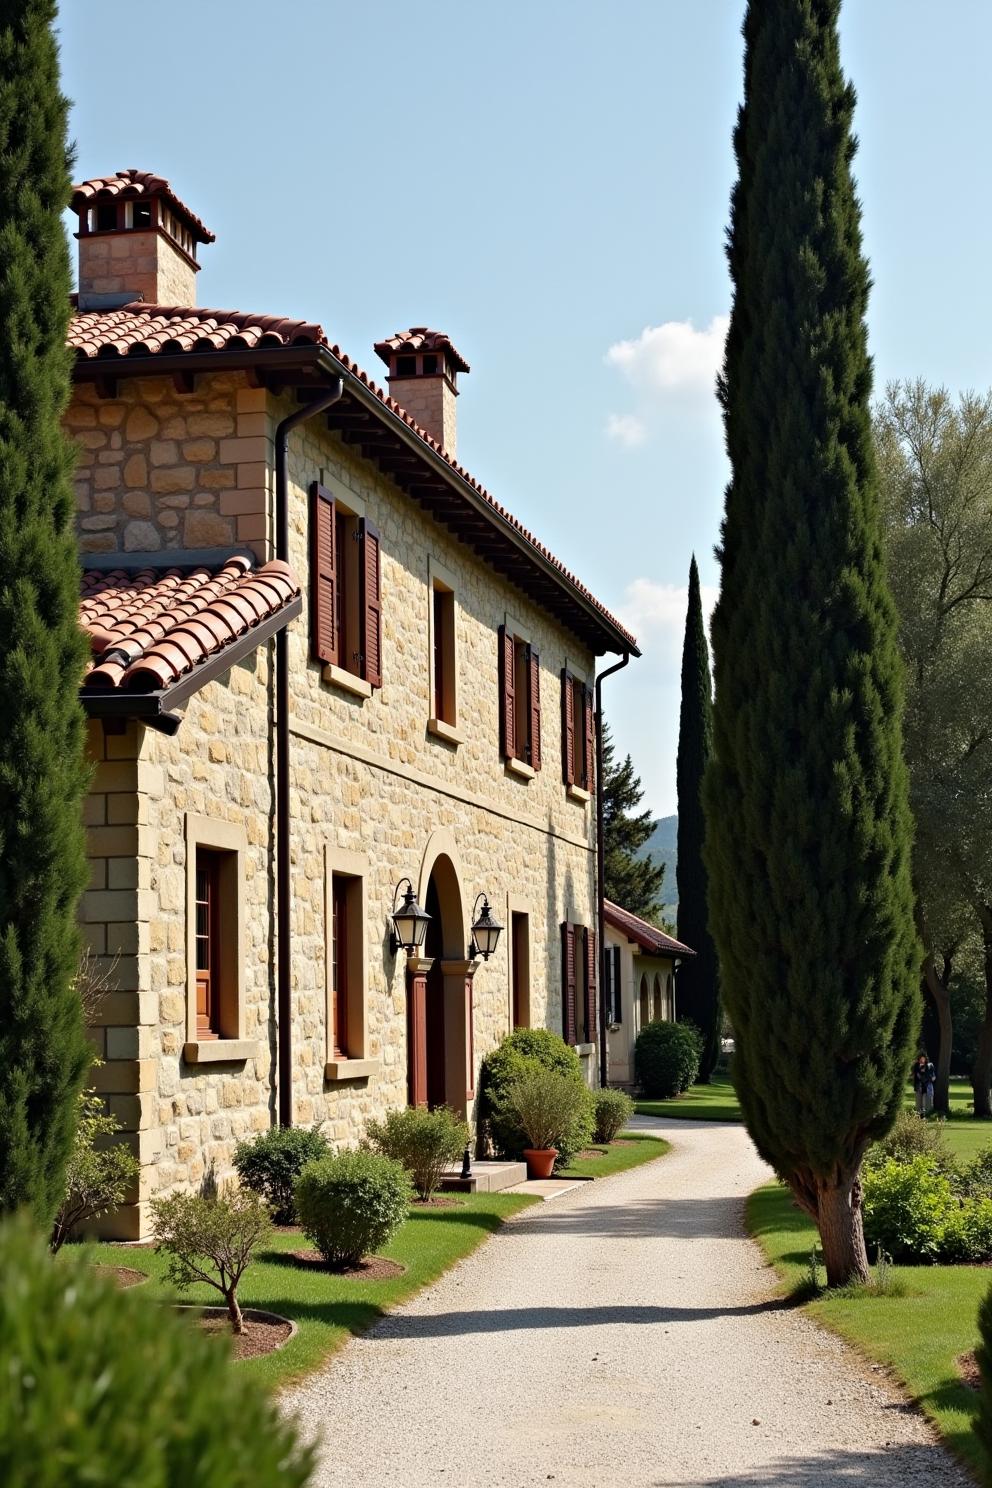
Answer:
[676,556,720,1082]
[602,720,665,921]
[704,0,919,1286]
[0,0,90,1224]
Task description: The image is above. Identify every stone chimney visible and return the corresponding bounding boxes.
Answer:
[70,169,215,310]
[373,328,470,459]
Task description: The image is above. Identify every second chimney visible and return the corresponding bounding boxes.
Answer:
[373,328,470,459]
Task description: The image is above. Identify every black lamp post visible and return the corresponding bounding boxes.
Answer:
[469,893,503,962]
[390,878,431,957]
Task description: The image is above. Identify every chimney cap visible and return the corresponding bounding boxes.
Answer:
[374,327,470,375]
[70,169,215,245]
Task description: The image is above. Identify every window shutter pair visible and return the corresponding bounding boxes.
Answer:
[498,625,541,768]
[561,671,596,791]
[310,482,382,687]
[560,921,597,1046]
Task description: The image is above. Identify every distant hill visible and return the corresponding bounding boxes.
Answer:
[640,814,678,917]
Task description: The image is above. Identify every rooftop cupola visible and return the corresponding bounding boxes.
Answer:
[373,327,470,458]
[70,169,215,310]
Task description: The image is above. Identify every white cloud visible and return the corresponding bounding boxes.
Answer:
[619,576,719,664]
[604,412,647,447]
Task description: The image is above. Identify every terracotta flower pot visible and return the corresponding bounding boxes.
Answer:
[523,1148,558,1180]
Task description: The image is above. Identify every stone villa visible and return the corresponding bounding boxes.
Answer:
[68,170,639,1237]
[602,900,694,1089]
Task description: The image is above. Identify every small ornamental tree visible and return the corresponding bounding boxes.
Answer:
[151,1189,272,1335]
[50,1082,139,1252]
[676,556,720,1080]
[704,0,920,1286]
[0,0,91,1224]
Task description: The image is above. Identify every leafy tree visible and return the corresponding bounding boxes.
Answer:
[876,381,992,1116]
[151,1189,272,1335]
[676,556,720,1080]
[704,0,920,1286]
[602,720,665,919]
[0,0,90,1223]
[50,1079,139,1252]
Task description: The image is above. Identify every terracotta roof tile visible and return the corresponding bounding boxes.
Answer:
[80,554,298,695]
[603,900,695,959]
[70,169,215,243]
[373,327,470,375]
[67,303,636,653]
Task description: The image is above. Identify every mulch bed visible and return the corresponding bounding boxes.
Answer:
[610,1138,637,1147]
[577,1148,609,1160]
[411,1196,464,1207]
[92,1263,148,1289]
[288,1250,406,1280]
[958,1351,981,1391]
[196,1312,293,1362]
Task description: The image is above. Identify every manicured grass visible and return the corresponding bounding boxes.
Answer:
[748,1180,988,1479]
[70,1192,536,1392]
[634,1071,742,1123]
[559,1131,670,1179]
[905,1078,992,1164]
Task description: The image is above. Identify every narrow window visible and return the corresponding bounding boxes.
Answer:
[653,974,663,1022]
[514,641,530,760]
[195,849,222,1038]
[575,936,588,1045]
[639,974,650,1029]
[331,875,351,1058]
[432,585,456,725]
[336,508,351,668]
[571,681,586,787]
[511,912,530,1028]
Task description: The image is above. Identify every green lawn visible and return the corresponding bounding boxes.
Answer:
[748,1180,988,1479]
[71,1192,536,1392]
[559,1131,670,1178]
[634,1071,742,1123]
[906,1078,992,1164]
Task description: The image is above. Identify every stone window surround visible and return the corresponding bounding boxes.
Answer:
[503,608,536,781]
[318,479,373,699]
[563,653,593,805]
[324,843,380,1082]
[427,555,463,746]
[506,892,531,1030]
[183,813,258,1065]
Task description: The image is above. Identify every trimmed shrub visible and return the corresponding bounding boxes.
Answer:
[365,1106,468,1201]
[0,1217,314,1487]
[507,1067,591,1153]
[943,1199,992,1264]
[233,1125,330,1224]
[865,1109,953,1173]
[51,1083,139,1252]
[962,1144,992,1200]
[634,1021,703,1098]
[151,1188,272,1334]
[477,1028,593,1169]
[295,1151,410,1268]
[861,1156,958,1263]
[593,1089,634,1144]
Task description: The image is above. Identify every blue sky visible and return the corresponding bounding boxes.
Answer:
[58,2,992,817]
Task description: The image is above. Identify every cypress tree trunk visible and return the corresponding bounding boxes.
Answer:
[704,0,920,1287]
[676,556,720,1081]
[0,0,90,1224]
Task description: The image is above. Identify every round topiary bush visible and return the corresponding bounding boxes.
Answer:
[233,1125,330,1224]
[295,1150,411,1268]
[593,1088,635,1144]
[477,1028,593,1169]
[365,1105,468,1201]
[0,1217,313,1487]
[634,1021,703,1098]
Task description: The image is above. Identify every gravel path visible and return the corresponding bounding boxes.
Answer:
[285,1117,972,1486]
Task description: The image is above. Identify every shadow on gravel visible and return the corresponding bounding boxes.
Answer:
[364,1297,793,1339]
[651,1442,967,1485]
[504,1193,745,1241]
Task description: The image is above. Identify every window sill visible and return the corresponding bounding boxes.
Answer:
[566,784,591,805]
[183,1038,259,1065]
[574,1041,596,1058]
[505,757,535,781]
[322,664,372,700]
[324,1057,381,1082]
[427,717,463,747]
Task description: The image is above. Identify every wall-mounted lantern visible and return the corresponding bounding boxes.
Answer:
[469,893,503,962]
[390,878,431,957]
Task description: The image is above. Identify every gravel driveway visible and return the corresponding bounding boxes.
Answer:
[285,1117,972,1486]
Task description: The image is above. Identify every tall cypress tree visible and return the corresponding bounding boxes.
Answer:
[676,556,720,1081]
[704,0,919,1286]
[0,0,90,1224]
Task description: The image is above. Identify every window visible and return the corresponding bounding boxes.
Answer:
[499,623,541,770]
[639,974,649,1029]
[430,581,456,727]
[653,974,663,1022]
[330,874,357,1058]
[604,944,622,1025]
[184,816,254,1064]
[324,846,378,1081]
[562,669,595,792]
[561,922,596,1047]
[310,482,382,690]
[511,911,530,1028]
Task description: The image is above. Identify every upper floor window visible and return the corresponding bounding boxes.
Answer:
[499,622,541,772]
[310,482,382,690]
[562,669,595,793]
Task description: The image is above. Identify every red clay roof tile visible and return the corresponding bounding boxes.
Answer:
[70,169,215,243]
[80,553,299,695]
[603,900,695,959]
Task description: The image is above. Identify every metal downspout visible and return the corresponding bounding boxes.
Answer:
[275,378,344,1126]
[595,651,631,1089]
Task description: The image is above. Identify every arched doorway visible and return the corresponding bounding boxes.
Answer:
[638,974,649,1028]
[407,844,474,1114]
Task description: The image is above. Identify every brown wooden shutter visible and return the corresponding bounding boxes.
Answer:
[561,921,577,1045]
[585,925,597,1048]
[498,624,515,759]
[310,482,337,665]
[561,669,575,785]
[584,684,596,792]
[359,517,382,688]
[528,648,541,770]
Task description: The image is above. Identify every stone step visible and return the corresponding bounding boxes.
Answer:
[504,1178,585,1200]
[439,1159,527,1194]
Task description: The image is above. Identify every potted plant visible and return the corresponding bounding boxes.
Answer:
[506,1066,590,1179]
